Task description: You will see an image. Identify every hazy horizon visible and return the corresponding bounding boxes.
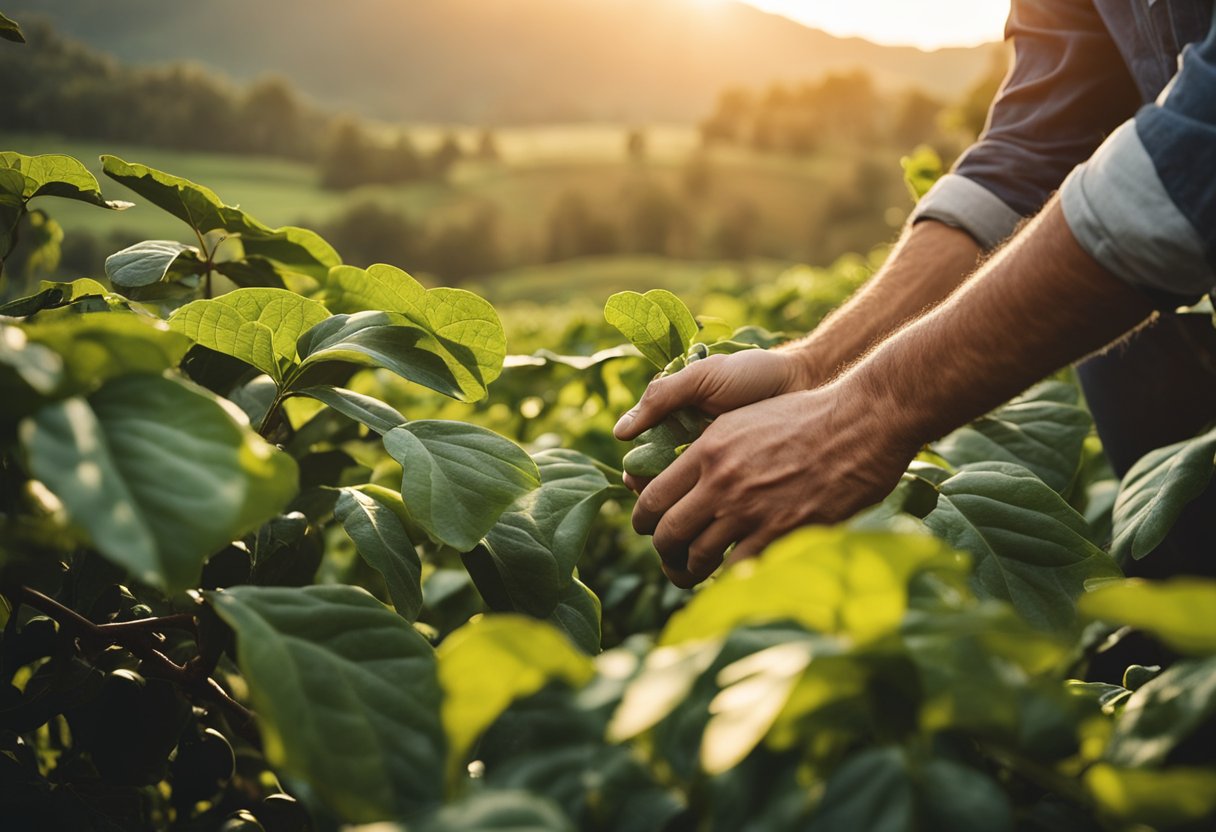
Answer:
[738,0,1007,49]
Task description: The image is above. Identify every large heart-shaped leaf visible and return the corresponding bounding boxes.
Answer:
[20,375,297,591]
[604,289,698,370]
[933,382,1091,494]
[105,240,204,288]
[0,152,131,209]
[207,585,444,822]
[314,264,506,400]
[474,449,614,618]
[0,152,130,259]
[101,156,339,278]
[169,288,330,383]
[924,462,1121,631]
[383,421,539,551]
[437,615,593,779]
[334,487,423,620]
[1110,424,1216,563]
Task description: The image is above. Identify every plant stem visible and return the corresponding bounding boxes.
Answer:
[17,586,257,737]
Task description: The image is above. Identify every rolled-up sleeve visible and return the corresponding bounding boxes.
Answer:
[1060,16,1216,303]
[912,0,1140,250]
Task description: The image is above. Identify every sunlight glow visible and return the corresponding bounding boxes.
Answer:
[740,0,1009,50]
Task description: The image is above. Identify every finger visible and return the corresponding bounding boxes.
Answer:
[660,560,701,590]
[614,360,713,440]
[632,448,702,536]
[724,529,781,568]
[622,472,652,494]
[652,485,718,567]
[686,516,750,582]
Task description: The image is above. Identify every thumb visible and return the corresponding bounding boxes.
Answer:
[614,369,700,440]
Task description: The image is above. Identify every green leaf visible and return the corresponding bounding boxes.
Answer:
[808,748,915,832]
[918,758,1014,832]
[545,579,602,655]
[0,12,25,43]
[334,488,423,621]
[384,420,540,551]
[295,385,405,435]
[169,288,330,383]
[604,289,699,370]
[924,462,1121,631]
[1085,764,1216,828]
[933,382,1092,494]
[208,585,444,822]
[316,264,506,399]
[0,323,61,395]
[659,528,967,647]
[23,313,192,397]
[1110,424,1216,562]
[21,375,297,592]
[105,240,204,287]
[475,449,614,617]
[1079,578,1216,655]
[101,156,339,277]
[1104,655,1216,767]
[437,615,594,779]
[701,637,835,775]
[0,152,131,209]
[419,790,575,832]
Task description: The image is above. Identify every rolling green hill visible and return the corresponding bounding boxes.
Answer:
[6,0,1000,122]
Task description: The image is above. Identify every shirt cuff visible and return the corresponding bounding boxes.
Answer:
[1060,121,1215,302]
[908,174,1023,250]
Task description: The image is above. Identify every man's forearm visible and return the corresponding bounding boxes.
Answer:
[844,198,1156,451]
[782,219,983,387]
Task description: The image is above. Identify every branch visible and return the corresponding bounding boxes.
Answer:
[18,587,256,737]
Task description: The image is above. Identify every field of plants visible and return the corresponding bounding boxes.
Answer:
[2,10,1216,832]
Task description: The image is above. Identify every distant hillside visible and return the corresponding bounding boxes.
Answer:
[6,0,1001,123]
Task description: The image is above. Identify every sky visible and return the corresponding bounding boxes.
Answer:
[736,0,1009,50]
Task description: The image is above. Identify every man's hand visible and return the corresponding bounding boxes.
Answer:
[627,382,915,588]
[614,349,812,438]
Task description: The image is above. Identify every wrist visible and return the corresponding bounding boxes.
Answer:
[836,357,927,460]
[775,343,827,393]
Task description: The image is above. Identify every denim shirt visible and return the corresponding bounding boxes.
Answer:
[912,0,1216,303]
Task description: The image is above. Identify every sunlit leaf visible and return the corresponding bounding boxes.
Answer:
[1079,578,1216,655]
[21,375,297,591]
[1085,764,1216,828]
[659,528,966,647]
[23,313,192,397]
[604,289,698,370]
[437,615,593,779]
[169,288,330,383]
[101,156,339,277]
[208,585,444,822]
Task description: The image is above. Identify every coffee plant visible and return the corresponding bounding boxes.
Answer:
[2,12,1215,831]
